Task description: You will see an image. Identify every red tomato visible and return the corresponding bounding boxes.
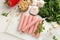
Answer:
[4,0,19,7]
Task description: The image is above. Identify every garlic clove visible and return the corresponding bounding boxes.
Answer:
[29,6,39,15]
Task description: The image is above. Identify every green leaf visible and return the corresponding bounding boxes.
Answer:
[44,0,50,2]
[56,17,60,24]
[38,0,60,25]
[53,35,58,40]
[34,30,39,35]
[2,13,8,17]
[34,21,45,35]
[46,16,55,22]
[4,0,9,4]
[56,12,60,24]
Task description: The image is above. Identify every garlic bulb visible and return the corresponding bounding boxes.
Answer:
[32,0,45,7]
[31,1,37,6]
[27,0,33,5]
[29,6,39,15]
[37,0,45,7]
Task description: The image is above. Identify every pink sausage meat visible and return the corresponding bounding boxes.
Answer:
[18,13,26,31]
[32,21,39,37]
[23,17,38,31]
[27,15,33,32]
[22,15,29,31]
[29,16,36,34]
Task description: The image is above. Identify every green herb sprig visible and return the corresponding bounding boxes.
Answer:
[53,35,58,40]
[2,13,8,17]
[38,0,60,24]
[34,21,45,35]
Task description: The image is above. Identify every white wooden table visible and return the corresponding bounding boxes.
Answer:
[0,0,60,40]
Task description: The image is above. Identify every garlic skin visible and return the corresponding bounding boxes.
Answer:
[37,0,45,7]
[29,0,45,15]
[32,1,37,6]
[29,6,39,15]
[32,0,45,7]
[27,0,33,5]
[51,22,59,28]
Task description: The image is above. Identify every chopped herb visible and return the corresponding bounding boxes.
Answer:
[34,29,39,35]
[53,35,58,40]
[2,13,8,17]
[38,0,60,24]
[34,21,45,35]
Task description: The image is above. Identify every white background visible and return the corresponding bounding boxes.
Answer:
[0,0,60,40]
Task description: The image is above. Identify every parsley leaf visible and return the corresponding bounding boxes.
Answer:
[53,35,58,40]
[34,21,45,35]
[38,0,60,24]
[2,13,8,17]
